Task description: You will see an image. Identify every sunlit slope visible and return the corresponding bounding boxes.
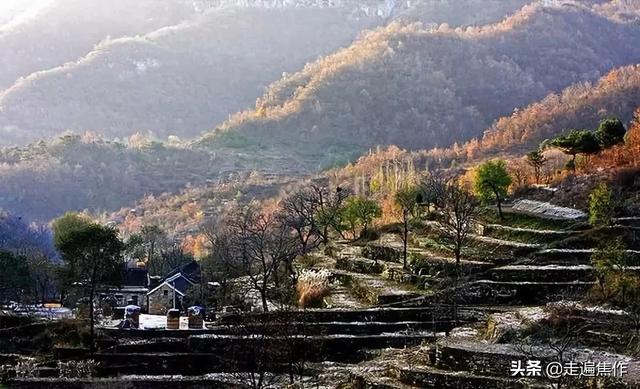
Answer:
[393,0,531,26]
[0,4,384,146]
[433,64,640,163]
[196,1,640,168]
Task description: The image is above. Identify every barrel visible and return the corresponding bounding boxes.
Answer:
[166,309,180,330]
[187,306,205,329]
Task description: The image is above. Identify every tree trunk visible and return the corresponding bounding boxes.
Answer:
[260,283,269,312]
[322,226,329,245]
[454,246,461,279]
[41,281,47,304]
[494,189,504,220]
[89,286,95,353]
[298,229,307,255]
[402,216,409,270]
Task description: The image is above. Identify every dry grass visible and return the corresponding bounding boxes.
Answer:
[297,269,331,308]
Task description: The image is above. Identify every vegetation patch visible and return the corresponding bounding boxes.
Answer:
[297,269,332,309]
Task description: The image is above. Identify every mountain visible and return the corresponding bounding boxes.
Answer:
[3,0,640,224]
[0,130,314,222]
[0,1,392,146]
[591,0,640,21]
[106,172,295,242]
[0,0,213,91]
[0,0,538,146]
[432,64,640,164]
[196,1,640,169]
[392,0,532,26]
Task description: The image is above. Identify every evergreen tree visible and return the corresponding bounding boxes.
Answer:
[547,130,601,171]
[55,223,124,350]
[596,118,626,149]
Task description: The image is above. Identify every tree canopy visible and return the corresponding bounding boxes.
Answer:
[56,223,124,345]
[547,129,601,158]
[473,160,512,219]
[342,196,382,239]
[52,212,93,249]
[595,118,627,148]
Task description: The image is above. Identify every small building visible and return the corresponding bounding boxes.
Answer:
[146,261,200,315]
[99,265,150,311]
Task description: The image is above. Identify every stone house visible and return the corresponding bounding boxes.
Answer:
[146,261,200,315]
[98,265,150,311]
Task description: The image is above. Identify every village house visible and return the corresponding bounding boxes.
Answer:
[98,263,150,311]
[146,261,200,315]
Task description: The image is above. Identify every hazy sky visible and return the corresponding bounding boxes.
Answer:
[0,0,53,31]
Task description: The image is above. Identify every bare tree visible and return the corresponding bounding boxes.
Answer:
[395,186,419,269]
[227,306,308,388]
[26,253,58,304]
[222,204,299,312]
[314,183,350,243]
[526,150,547,185]
[420,173,447,213]
[516,319,590,389]
[280,182,350,255]
[280,186,322,255]
[438,181,479,276]
[199,215,247,309]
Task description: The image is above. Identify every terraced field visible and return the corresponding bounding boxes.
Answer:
[5,202,640,388]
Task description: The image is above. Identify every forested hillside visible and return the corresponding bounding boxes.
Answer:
[0,0,539,147]
[106,172,295,245]
[0,131,314,222]
[0,2,389,146]
[393,0,531,25]
[0,135,220,221]
[197,1,640,168]
[3,0,640,224]
[432,64,640,164]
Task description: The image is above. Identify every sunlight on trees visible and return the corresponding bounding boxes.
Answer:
[473,160,512,219]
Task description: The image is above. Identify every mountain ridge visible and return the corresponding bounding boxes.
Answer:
[195,0,640,168]
[0,0,535,146]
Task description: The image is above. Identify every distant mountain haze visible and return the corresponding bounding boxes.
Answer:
[2,0,640,223]
[0,0,395,146]
[196,1,640,169]
[0,0,214,90]
[0,0,535,146]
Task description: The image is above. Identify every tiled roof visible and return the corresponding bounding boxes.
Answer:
[124,268,149,287]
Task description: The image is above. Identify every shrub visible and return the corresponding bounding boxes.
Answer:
[14,358,38,379]
[588,183,616,227]
[297,269,331,308]
[58,360,96,378]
